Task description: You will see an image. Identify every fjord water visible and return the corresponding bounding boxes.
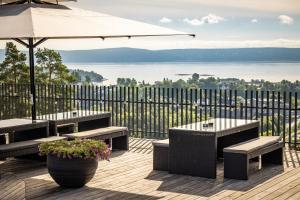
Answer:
[66,62,300,85]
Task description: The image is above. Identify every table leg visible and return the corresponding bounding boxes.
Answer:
[49,124,58,136]
[0,134,6,144]
[78,117,110,132]
[13,127,49,142]
[217,127,259,158]
[8,132,14,143]
[112,135,129,150]
[169,130,217,178]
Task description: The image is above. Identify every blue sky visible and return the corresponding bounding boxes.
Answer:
[1,0,300,50]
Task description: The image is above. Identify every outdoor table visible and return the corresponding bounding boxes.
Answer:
[0,119,49,143]
[169,118,259,179]
[39,110,111,136]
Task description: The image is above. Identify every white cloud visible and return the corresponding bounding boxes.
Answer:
[278,15,294,25]
[183,18,203,26]
[159,17,172,23]
[183,14,225,26]
[251,19,258,23]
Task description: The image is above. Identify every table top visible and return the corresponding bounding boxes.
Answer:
[170,118,259,137]
[0,118,48,133]
[38,110,111,122]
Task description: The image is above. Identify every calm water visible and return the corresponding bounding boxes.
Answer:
[66,62,300,85]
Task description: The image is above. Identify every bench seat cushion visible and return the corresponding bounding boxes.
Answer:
[223,136,281,154]
[0,136,66,152]
[152,139,169,147]
[63,126,128,139]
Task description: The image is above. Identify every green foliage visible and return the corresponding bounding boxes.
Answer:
[35,48,76,84]
[39,139,110,160]
[0,43,77,85]
[117,78,138,87]
[85,75,92,84]
[71,71,82,83]
[0,42,29,84]
[70,69,104,83]
[146,73,300,93]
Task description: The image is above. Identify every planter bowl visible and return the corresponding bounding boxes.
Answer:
[47,154,98,188]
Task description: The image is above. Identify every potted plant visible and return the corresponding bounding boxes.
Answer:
[39,139,110,188]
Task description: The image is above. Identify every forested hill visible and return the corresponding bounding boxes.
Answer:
[58,48,300,63]
[1,48,300,63]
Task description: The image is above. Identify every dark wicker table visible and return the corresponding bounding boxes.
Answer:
[0,119,49,143]
[39,111,111,136]
[169,118,259,179]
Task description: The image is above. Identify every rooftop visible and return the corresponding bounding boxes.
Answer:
[1,138,300,200]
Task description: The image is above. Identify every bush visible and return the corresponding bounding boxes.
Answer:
[39,139,110,160]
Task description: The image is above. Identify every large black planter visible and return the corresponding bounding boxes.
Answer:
[47,154,98,188]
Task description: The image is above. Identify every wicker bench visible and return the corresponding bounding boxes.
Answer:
[223,136,284,180]
[0,136,66,160]
[152,139,169,171]
[63,126,129,150]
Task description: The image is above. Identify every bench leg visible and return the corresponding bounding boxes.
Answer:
[112,135,129,150]
[224,152,249,180]
[261,148,283,166]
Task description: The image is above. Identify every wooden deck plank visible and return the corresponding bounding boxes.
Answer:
[0,138,299,200]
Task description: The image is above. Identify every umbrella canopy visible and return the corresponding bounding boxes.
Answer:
[0,4,191,39]
[0,0,76,5]
[0,2,194,120]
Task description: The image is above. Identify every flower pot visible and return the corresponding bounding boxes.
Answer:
[47,154,98,188]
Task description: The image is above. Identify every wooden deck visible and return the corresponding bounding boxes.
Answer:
[1,138,300,200]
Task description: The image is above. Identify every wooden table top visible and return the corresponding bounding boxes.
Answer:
[170,118,259,137]
[0,118,48,133]
[38,110,111,123]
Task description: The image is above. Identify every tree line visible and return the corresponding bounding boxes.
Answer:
[0,42,75,85]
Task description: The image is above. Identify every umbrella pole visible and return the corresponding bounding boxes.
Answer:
[28,38,36,120]
[13,38,48,121]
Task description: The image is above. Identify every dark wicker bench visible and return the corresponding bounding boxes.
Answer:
[63,126,129,150]
[0,136,66,160]
[224,136,284,180]
[152,139,169,171]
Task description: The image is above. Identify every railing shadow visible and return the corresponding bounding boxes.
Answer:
[0,172,26,200]
[24,178,163,200]
[145,159,285,198]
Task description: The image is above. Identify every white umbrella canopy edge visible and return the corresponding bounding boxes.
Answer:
[0,0,76,5]
[0,3,195,120]
[0,4,194,40]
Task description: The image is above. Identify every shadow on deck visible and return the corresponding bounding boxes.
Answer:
[1,138,300,200]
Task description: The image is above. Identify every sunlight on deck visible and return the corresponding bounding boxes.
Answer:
[1,138,300,200]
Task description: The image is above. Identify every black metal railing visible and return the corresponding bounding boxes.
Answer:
[0,84,299,146]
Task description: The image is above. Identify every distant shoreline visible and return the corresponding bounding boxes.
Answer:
[176,73,214,77]
[65,61,300,65]
[66,62,300,84]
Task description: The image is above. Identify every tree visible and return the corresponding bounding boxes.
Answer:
[0,42,29,84]
[35,48,76,84]
[71,71,82,83]
[117,78,126,86]
[192,73,200,80]
[85,75,92,83]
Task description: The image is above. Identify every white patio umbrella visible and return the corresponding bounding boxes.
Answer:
[0,1,194,120]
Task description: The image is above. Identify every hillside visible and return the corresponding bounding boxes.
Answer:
[59,48,300,63]
[1,48,300,63]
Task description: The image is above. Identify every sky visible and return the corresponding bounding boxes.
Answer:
[1,0,300,50]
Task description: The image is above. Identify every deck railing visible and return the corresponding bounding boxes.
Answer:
[0,84,299,146]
